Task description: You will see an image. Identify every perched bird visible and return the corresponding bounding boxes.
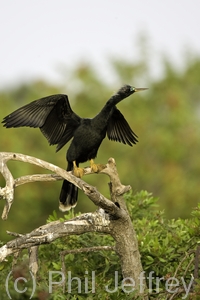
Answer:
[2,85,147,211]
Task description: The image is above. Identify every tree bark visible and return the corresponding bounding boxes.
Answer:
[0,152,148,299]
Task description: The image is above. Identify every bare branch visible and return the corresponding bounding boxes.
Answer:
[29,246,39,279]
[15,174,62,186]
[0,154,15,220]
[0,152,128,219]
[0,152,147,298]
[0,210,111,262]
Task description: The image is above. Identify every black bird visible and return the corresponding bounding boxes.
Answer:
[2,85,147,211]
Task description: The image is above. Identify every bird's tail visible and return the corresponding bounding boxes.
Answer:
[59,162,78,211]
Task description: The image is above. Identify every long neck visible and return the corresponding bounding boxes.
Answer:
[104,92,125,109]
[91,93,124,127]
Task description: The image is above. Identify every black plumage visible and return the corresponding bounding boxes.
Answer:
[2,85,147,211]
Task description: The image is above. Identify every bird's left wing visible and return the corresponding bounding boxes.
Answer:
[2,94,81,151]
[107,107,138,146]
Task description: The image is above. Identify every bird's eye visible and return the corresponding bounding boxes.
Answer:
[130,86,135,92]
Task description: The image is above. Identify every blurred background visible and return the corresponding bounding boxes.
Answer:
[0,0,200,241]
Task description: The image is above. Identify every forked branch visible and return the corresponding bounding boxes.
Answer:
[0,152,127,220]
[0,152,148,298]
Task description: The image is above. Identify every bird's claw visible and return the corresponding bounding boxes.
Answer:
[90,160,106,173]
[73,166,84,178]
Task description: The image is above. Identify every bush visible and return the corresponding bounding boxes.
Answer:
[0,191,199,299]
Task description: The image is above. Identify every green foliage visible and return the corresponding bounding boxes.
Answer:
[0,191,199,299]
[1,42,200,298]
[1,50,200,238]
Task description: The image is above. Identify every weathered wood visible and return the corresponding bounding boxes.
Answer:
[0,152,148,298]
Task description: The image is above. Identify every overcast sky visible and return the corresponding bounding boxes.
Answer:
[1,0,200,88]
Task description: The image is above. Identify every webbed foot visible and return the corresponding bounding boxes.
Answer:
[90,159,106,173]
[73,161,84,178]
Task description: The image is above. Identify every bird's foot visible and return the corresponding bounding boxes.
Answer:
[73,167,84,178]
[72,161,84,178]
[90,159,106,173]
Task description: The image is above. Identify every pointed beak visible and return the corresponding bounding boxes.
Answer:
[134,87,148,92]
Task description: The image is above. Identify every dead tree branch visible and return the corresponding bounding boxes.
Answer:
[0,152,148,298]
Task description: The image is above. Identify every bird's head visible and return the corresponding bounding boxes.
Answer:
[117,85,148,98]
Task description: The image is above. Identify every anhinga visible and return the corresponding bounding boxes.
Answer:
[2,85,147,211]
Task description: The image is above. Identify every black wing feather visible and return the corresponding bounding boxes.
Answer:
[2,94,81,150]
[107,107,138,146]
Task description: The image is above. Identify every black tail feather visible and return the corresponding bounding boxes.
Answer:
[59,162,78,211]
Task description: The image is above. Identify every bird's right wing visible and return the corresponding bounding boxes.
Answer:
[107,107,138,146]
[2,94,81,151]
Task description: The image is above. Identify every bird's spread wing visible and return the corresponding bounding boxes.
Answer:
[2,94,81,151]
[107,107,138,146]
